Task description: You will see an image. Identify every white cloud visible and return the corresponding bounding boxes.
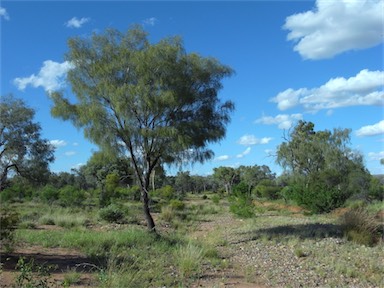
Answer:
[368,151,384,161]
[71,163,85,169]
[14,60,74,92]
[356,120,384,137]
[271,70,384,112]
[236,147,251,158]
[50,139,67,148]
[65,151,76,156]
[143,17,157,26]
[255,114,303,130]
[65,17,90,28]
[284,0,384,59]
[0,7,10,20]
[73,142,79,146]
[237,135,273,146]
[215,155,230,161]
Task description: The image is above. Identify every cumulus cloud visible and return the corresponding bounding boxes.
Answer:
[271,70,384,112]
[143,17,157,26]
[65,17,90,28]
[14,60,74,92]
[284,0,384,59]
[50,139,67,148]
[236,147,251,158]
[255,114,303,130]
[356,120,384,137]
[237,135,273,146]
[215,155,230,161]
[0,7,9,20]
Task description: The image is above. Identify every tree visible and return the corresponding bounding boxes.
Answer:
[276,121,371,212]
[81,151,134,207]
[213,166,239,194]
[50,27,234,231]
[0,95,54,191]
[238,165,275,194]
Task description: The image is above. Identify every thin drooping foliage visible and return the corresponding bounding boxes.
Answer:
[51,26,234,231]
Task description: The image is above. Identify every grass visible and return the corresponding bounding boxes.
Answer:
[174,242,204,281]
[7,196,384,287]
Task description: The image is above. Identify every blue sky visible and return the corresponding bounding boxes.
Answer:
[1,0,383,176]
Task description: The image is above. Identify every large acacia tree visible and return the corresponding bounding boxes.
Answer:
[51,27,234,231]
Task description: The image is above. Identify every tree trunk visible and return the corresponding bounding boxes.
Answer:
[141,186,156,232]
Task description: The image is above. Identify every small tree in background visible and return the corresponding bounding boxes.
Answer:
[51,26,234,231]
[277,121,371,213]
[0,95,54,191]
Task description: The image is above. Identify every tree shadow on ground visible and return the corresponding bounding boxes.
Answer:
[0,252,101,273]
[236,223,344,244]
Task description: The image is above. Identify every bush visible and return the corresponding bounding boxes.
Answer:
[40,185,59,203]
[285,183,346,213]
[0,209,20,250]
[153,185,176,200]
[229,196,254,218]
[59,185,86,207]
[340,207,380,246]
[233,182,249,196]
[118,185,141,201]
[211,195,220,205]
[99,204,125,223]
[252,179,280,200]
[169,199,185,211]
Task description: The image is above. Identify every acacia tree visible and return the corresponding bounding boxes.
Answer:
[51,27,234,231]
[0,95,54,191]
[276,121,370,212]
[213,166,239,194]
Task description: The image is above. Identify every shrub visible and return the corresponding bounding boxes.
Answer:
[229,196,254,218]
[233,182,249,196]
[286,183,346,213]
[254,184,280,200]
[0,209,20,250]
[169,199,185,211]
[211,195,220,205]
[40,185,59,203]
[99,204,125,223]
[340,207,380,246]
[119,185,141,201]
[15,257,55,288]
[153,185,175,200]
[59,185,86,207]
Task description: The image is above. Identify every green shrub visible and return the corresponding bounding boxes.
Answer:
[0,187,15,203]
[285,183,346,213]
[0,209,20,250]
[229,196,254,218]
[253,184,280,200]
[118,185,141,201]
[169,199,185,211]
[211,195,220,205]
[153,185,175,201]
[233,182,249,196]
[59,185,86,207]
[340,207,380,246]
[15,257,55,288]
[99,204,125,223]
[40,185,59,203]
